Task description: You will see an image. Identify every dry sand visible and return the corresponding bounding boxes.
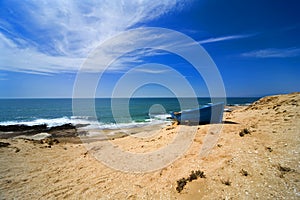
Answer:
[0,93,299,199]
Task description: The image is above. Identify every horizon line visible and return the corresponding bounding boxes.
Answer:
[0,96,264,100]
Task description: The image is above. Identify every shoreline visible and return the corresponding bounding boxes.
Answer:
[0,93,299,199]
[0,121,171,144]
[0,104,246,142]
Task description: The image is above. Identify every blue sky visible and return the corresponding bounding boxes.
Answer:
[0,0,299,98]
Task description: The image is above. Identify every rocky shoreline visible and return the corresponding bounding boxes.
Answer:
[0,123,88,139]
[0,123,93,144]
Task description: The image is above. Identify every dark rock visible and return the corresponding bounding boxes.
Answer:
[240,169,249,176]
[75,124,90,128]
[48,123,76,132]
[0,142,11,147]
[266,147,273,152]
[0,123,79,139]
[0,124,47,133]
[221,179,231,186]
[14,147,20,152]
[278,164,292,172]
[0,124,49,139]
[48,124,77,138]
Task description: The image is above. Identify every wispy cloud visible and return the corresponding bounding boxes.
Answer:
[0,32,85,74]
[78,28,198,73]
[0,0,189,74]
[241,48,300,58]
[199,34,255,44]
[133,68,172,74]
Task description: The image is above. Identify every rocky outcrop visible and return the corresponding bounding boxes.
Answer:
[47,123,76,132]
[0,124,47,133]
[0,141,10,148]
[0,123,78,139]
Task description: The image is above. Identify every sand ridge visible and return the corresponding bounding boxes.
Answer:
[0,93,299,199]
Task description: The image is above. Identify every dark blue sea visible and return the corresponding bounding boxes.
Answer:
[0,98,259,129]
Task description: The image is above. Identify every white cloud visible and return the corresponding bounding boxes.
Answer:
[241,48,300,58]
[0,33,84,74]
[0,0,188,74]
[78,27,208,73]
[199,34,255,44]
[133,68,172,74]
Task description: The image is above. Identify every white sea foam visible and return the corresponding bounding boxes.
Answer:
[81,119,169,130]
[149,113,171,120]
[0,116,93,127]
[0,114,171,131]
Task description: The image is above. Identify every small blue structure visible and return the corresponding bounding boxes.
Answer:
[170,102,224,124]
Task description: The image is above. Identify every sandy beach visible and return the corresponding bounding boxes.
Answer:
[0,93,299,199]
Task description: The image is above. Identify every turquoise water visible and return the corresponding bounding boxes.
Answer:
[0,97,259,129]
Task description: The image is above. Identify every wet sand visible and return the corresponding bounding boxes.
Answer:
[0,93,299,199]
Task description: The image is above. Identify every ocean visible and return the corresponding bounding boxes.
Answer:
[0,97,259,129]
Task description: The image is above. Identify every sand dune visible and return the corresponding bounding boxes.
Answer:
[0,93,299,199]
